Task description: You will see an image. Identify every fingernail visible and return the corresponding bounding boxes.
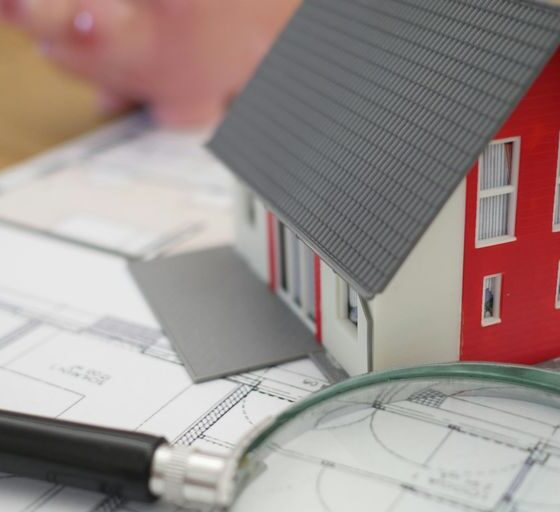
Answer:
[73,9,94,36]
[70,0,134,41]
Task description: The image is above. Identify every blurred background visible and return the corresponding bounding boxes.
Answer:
[0,24,109,169]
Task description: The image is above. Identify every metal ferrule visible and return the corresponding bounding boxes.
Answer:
[148,417,276,508]
[149,444,235,508]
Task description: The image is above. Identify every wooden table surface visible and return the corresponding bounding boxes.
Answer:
[0,24,111,170]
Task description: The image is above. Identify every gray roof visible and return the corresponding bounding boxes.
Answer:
[208,0,560,299]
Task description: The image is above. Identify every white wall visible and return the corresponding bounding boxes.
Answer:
[234,177,465,376]
[233,180,269,283]
[369,181,466,371]
[320,263,371,375]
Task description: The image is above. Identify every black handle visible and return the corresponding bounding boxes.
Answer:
[0,409,166,502]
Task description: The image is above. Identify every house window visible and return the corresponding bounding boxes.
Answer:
[278,223,288,292]
[242,188,256,226]
[276,221,317,325]
[482,274,502,325]
[553,133,560,230]
[289,228,302,306]
[476,139,519,245]
[338,280,358,329]
[346,284,359,327]
[302,243,316,321]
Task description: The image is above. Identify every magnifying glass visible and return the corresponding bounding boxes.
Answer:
[1,362,559,511]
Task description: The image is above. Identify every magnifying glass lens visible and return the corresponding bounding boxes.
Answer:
[233,365,560,512]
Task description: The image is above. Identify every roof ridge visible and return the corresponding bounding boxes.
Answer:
[210,0,560,297]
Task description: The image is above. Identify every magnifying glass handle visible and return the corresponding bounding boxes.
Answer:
[0,409,233,507]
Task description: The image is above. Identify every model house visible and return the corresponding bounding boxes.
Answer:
[208,0,560,376]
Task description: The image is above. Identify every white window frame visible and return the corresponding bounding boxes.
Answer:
[481,274,502,326]
[556,262,560,309]
[337,278,359,334]
[475,137,520,248]
[552,132,560,231]
[275,221,316,330]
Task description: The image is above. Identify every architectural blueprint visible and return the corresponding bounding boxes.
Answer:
[0,114,233,258]
[0,115,559,512]
[235,382,560,512]
[0,225,327,511]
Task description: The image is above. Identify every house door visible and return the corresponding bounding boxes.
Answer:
[276,221,320,336]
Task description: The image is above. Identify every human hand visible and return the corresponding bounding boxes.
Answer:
[0,0,300,126]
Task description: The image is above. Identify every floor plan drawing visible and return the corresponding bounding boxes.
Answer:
[0,114,233,259]
[1,115,559,512]
[234,382,560,512]
[0,225,327,511]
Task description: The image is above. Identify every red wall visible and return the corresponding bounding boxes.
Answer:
[461,49,560,364]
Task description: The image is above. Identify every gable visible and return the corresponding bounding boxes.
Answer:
[208,0,560,298]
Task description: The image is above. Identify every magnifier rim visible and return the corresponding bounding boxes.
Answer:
[244,362,560,457]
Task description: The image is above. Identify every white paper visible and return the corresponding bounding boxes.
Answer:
[0,114,233,258]
[0,224,327,511]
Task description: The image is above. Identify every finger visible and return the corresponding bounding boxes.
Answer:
[67,0,138,43]
[39,39,119,87]
[96,89,136,115]
[38,0,153,94]
[8,0,76,37]
[15,0,136,45]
